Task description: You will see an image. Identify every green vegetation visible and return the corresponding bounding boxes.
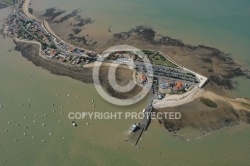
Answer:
[153,58,177,67]
[200,97,218,108]
[143,50,178,68]
[41,43,48,49]
[241,102,250,108]
[186,72,196,77]
[142,50,155,55]
[50,44,57,49]
[194,80,199,83]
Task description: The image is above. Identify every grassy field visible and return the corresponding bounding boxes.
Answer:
[143,50,178,68]
[241,102,250,108]
[200,97,218,108]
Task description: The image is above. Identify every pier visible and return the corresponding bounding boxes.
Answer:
[128,84,156,145]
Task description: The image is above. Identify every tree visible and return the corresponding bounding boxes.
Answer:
[42,43,48,49]
[50,44,57,49]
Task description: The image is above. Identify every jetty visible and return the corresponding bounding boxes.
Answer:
[128,84,156,145]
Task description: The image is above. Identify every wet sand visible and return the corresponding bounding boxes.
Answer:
[22,0,35,19]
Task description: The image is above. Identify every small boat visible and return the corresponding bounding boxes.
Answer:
[130,123,140,132]
[72,121,77,127]
[92,100,94,102]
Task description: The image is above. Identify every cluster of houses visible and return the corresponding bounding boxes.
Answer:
[160,81,189,92]
[135,62,196,98]
[44,48,97,65]
[3,1,53,48]
[3,0,99,66]
[140,75,147,85]
[153,80,191,99]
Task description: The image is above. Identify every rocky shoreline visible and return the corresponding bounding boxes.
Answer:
[103,25,249,95]
[33,8,250,92]
[42,7,94,29]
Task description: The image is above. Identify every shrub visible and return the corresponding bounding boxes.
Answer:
[200,97,218,108]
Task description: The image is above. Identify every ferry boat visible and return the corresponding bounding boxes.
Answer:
[130,123,140,132]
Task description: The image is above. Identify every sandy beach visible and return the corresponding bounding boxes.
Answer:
[42,20,66,43]
[22,0,70,44]
[22,0,35,19]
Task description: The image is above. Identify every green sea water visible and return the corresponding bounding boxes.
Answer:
[1,1,250,165]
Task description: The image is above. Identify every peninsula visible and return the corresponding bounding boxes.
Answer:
[1,0,250,137]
